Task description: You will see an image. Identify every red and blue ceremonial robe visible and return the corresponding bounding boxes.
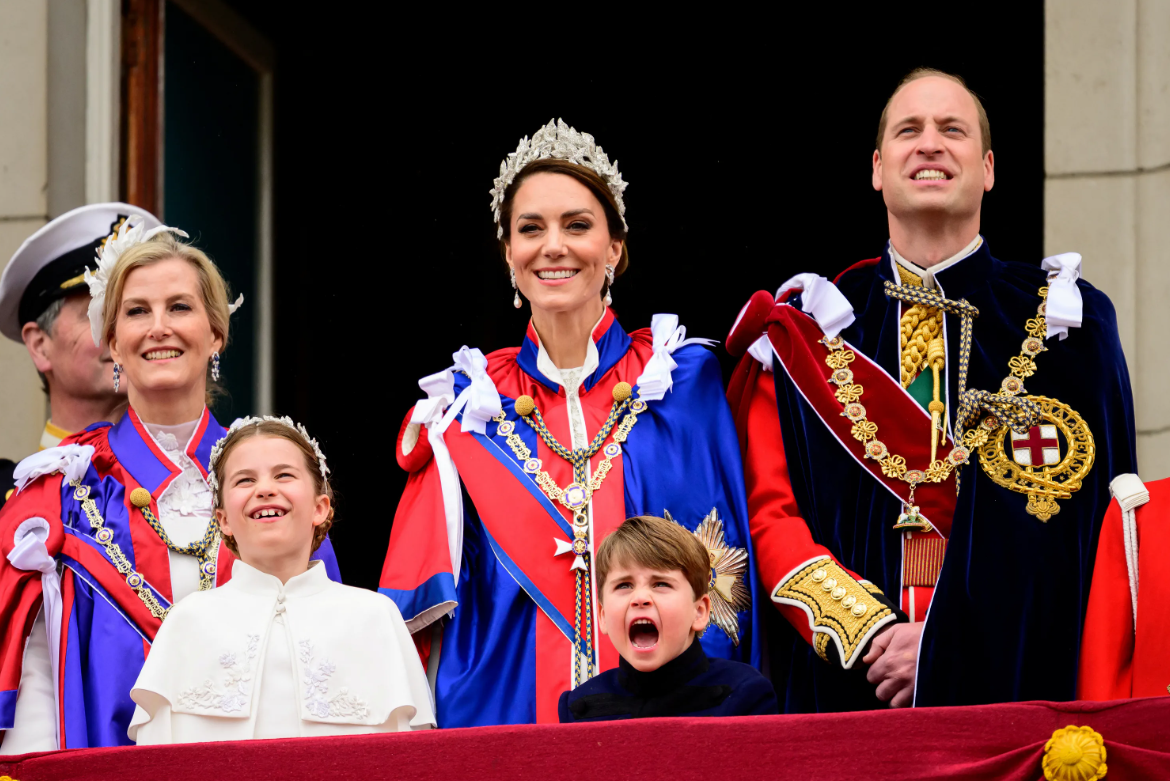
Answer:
[0,407,340,748]
[379,309,763,727]
[727,241,1136,711]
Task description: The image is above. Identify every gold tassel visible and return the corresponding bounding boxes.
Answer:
[927,337,946,462]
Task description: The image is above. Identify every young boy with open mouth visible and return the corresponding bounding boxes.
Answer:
[559,515,777,721]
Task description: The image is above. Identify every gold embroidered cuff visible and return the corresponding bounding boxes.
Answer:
[772,557,898,669]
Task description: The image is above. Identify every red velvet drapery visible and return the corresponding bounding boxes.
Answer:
[2,697,1168,781]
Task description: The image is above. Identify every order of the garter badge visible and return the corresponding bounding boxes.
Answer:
[956,289,1097,522]
[967,396,1095,521]
[664,508,751,645]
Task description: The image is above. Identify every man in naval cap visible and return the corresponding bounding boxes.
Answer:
[0,203,162,508]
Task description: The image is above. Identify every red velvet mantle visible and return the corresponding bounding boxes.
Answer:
[2,698,1167,781]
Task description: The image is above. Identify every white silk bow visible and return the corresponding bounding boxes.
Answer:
[13,444,95,493]
[635,314,717,401]
[8,518,62,747]
[410,347,501,585]
[776,273,855,338]
[1040,252,1083,341]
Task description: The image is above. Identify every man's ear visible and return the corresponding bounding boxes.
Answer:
[983,150,995,192]
[872,150,884,192]
[692,593,711,634]
[21,322,52,374]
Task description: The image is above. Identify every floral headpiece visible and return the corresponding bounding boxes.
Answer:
[489,118,629,239]
[207,416,331,504]
[83,214,244,347]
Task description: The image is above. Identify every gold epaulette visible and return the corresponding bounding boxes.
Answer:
[772,557,898,669]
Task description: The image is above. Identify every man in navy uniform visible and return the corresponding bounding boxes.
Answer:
[727,68,1136,710]
[0,203,161,508]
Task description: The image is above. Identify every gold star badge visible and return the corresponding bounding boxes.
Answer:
[665,508,752,645]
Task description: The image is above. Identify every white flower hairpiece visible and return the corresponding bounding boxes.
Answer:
[489,118,629,240]
[207,415,331,504]
[84,215,189,346]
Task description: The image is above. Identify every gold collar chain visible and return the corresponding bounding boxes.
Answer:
[819,283,1051,532]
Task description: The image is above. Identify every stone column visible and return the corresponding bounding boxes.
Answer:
[1045,0,1170,479]
[0,0,49,459]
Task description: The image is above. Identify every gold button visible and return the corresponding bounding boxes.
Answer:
[842,595,856,608]
[129,487,152,508]
[821,578,837,591]
[612,382,633,403]
[514,395,536,417]
[811,569,828,583]
[851,603,868,617]
[831,586,847,600]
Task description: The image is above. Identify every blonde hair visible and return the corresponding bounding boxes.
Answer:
[876,67,992,156]
[101,232,233,351]
[212,421,336,555]
[596,515,710,601]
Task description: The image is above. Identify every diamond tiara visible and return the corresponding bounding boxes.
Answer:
[208,415,331,504]
[489,118,629,240]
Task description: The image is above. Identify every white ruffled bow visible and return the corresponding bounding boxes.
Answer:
[634,314,717,401]
[13,444,95,493]
[1040,252,1083,341]
[777,273,856,338]
[7,518,62,747]
[410,347,501,583]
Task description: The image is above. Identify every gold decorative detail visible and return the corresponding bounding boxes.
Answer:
[70,479,170,620]
[818,335,958,531]
[1042,725,1107,781]
[129,487,152,508]
[772,557,893,668]
[835,383,864,404]
[899,301,944,387]
[58,272,87,289]
[1009,355,1038,378]
[611,381,632,402]
[977,396,1095,522]
[826,350,856,370]
[514,395,535,417]
[880,455,908,479]
[4,488,12,502]
[850,420,878,441]
[672,508,751,645]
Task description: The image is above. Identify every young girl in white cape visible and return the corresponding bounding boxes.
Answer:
[129,417,435,744]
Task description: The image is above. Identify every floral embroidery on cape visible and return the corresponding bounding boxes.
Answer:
[178,634,259,713]
[299,640,370,720]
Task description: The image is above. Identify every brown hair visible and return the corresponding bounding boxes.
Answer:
[497,158,629,298]
[596,515,710,601]
[212,421,335,555]
[875,68,992,156]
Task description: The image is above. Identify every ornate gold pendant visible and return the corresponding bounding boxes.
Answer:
[965,395,1095,522]
[665,508,752,645]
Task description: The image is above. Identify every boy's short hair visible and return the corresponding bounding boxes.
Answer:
[596,515,710,600]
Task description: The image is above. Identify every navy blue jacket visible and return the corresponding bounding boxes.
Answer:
[558,639,778,722]
[768,241,1136,711]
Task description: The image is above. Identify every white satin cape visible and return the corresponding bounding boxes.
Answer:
[129,560,435,744]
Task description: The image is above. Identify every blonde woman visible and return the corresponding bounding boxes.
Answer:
[0,219,339,752]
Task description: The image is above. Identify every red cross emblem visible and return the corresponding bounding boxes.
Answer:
[1011,424,1061,467]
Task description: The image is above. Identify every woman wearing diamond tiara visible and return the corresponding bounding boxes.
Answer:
[0,223,340,752]
[129,418,434,744]
[379,119,764,726]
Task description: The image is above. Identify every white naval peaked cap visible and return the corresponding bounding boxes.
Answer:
[0,202,162,342]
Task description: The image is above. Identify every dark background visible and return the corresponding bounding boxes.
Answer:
[211,10,1046,590]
